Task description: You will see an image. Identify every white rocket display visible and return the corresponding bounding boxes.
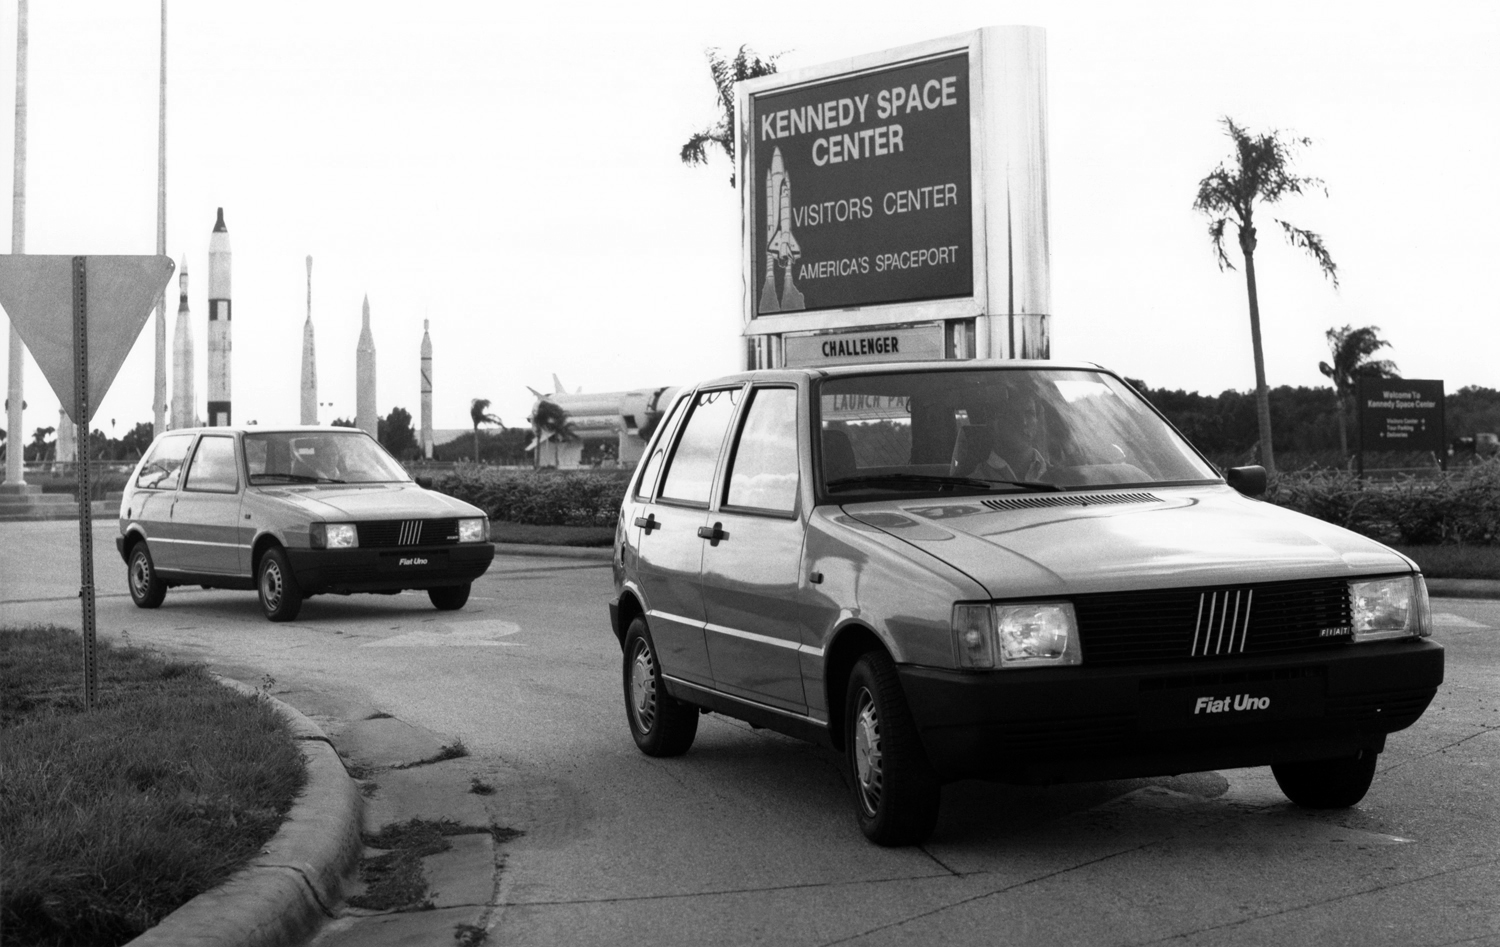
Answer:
[170,260,195,429]
[300,255,317,425]
[355,294,376,437]
[420,319,433,458]
[206,207,232,426]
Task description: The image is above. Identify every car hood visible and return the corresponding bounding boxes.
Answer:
[840,484,1413,598]
[251,482,483,520]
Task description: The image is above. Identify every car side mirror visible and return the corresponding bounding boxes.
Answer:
[1225,465,1267,498]
[415,476,433,490]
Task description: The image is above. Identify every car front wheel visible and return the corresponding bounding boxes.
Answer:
[623,617,697,756]
[845,650,941,846]
[428,583,471,611]
[127,542,167,609]
[257,547,303,622]
[1272,751,1379,808]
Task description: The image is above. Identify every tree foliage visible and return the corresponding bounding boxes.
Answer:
[378,407,418,459]
[1318,325,1400,455]
[679,45,782,187]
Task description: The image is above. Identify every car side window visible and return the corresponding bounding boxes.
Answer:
[723,387,799,514]
[183,436,240,493]
[135,434,195,490]
[658,387,742,507]
[633,394,689,501]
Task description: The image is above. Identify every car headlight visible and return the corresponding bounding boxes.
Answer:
[310,522,358,549]
[1350,574,1430,641]
[952,602,1081,669]
[458,517,488,543]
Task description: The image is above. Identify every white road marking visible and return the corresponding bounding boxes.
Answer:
[364,619,524,647]
[1433,612,1490,629]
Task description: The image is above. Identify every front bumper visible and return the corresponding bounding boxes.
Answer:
[285,542,495,594]
[898,639,1443,784]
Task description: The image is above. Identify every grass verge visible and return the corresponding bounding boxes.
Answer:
[1392,545,1500,580]
[0,625,307,947]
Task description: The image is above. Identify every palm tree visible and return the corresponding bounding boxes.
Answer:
[527,399,576,469]
[679,45,781,187]
[1319,325,1399,456]
[1194,117,1338,475]
[469,398,502,463]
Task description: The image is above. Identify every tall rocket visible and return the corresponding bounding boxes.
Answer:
[300,255,317,424]
[355,294,376,437]
[420,319,433,458]
[170,259,195,429]
[206,207,231,426]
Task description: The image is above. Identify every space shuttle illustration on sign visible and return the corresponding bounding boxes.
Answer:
[758,147,804,313]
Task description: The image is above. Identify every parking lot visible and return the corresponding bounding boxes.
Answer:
[3,519,1497,946]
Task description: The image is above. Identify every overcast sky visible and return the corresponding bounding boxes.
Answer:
[0,0,1495,439]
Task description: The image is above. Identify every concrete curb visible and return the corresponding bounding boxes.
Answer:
[1426,578,1500,600]
[125,680,364,947]
[492,541,613,560]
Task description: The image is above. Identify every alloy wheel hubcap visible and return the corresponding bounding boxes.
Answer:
[262,563,283,609]
[131,554,150,597]
[853,688,883,815]
[631,641,657,732]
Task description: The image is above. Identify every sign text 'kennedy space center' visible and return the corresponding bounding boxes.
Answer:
[738,26,1052,370]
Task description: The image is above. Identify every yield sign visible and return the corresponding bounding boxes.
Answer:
[0,255,175,425]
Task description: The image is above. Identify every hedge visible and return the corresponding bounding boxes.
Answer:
[431,458,1500,548]
[1265,457,1500,547]
[431,467,629,527]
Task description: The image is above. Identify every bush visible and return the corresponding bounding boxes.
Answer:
[1266,456,1500,547]
[431,466,629,527]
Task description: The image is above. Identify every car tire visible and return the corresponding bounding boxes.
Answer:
[428,583,471,611]
[845,650,941,846]
[1272,751,1379,808]
[257,547,303,622]
[127,542,167,609]
[623,617,698,757]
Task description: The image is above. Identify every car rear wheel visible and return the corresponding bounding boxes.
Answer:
[257,547,303,622]
[428,583,471,611]
[623,617,697,756]
[127,542,167,609]
[845,650,941,846]
[1272,751,1379,808]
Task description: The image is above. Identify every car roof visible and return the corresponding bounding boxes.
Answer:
[157,426,375,437]
[681,358,1109,390]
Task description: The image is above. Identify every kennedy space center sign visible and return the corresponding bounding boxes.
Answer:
[747,53,973,315]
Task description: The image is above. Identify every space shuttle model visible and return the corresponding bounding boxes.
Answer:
[527,375,678,468]
[757,146,804,313]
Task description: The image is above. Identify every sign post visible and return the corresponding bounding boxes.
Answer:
[1356,377,1446,478]
[0,254,175,710]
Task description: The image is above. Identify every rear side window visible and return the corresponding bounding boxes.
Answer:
[135,434,194,490]
[658,388,741,506]
[183,436,240,493]
[723,387,799,514]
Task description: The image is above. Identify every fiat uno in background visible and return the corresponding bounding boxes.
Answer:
[119,427,495,622]
[608,361,1444,845]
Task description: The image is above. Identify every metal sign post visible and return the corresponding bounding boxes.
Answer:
[71,256,98,710]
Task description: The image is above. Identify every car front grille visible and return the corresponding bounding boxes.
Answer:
[356,518,461,548]
[1074,577,1353,667]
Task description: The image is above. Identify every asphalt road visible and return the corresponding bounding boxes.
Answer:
[3,520,1497,947]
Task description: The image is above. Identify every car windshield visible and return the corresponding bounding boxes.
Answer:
[818,368,1217,496]
[243,430,410,484]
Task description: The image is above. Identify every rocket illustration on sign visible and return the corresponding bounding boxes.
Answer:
[170,259,195,429]
[420,319,433,459]
[758,147,804,314]
[206,208,232,426]
[301,255,317,425]
[355,294,377,438]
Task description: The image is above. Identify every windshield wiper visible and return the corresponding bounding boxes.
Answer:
[826,474,1062,493]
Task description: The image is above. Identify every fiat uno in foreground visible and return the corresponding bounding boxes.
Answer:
[608,361,1443,845]
[118,426,494,621]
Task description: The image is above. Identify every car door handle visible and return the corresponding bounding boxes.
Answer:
[634,514,661,534]
[697,522,729,546]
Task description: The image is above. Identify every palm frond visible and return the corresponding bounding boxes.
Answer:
[1277,220,1338,287]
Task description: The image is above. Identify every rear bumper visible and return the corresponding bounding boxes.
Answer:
[285,543,495,594]
[897,639,1444,784]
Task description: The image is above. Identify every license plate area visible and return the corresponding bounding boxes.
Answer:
[1138,666,1325,730]
[378,550,449,572]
